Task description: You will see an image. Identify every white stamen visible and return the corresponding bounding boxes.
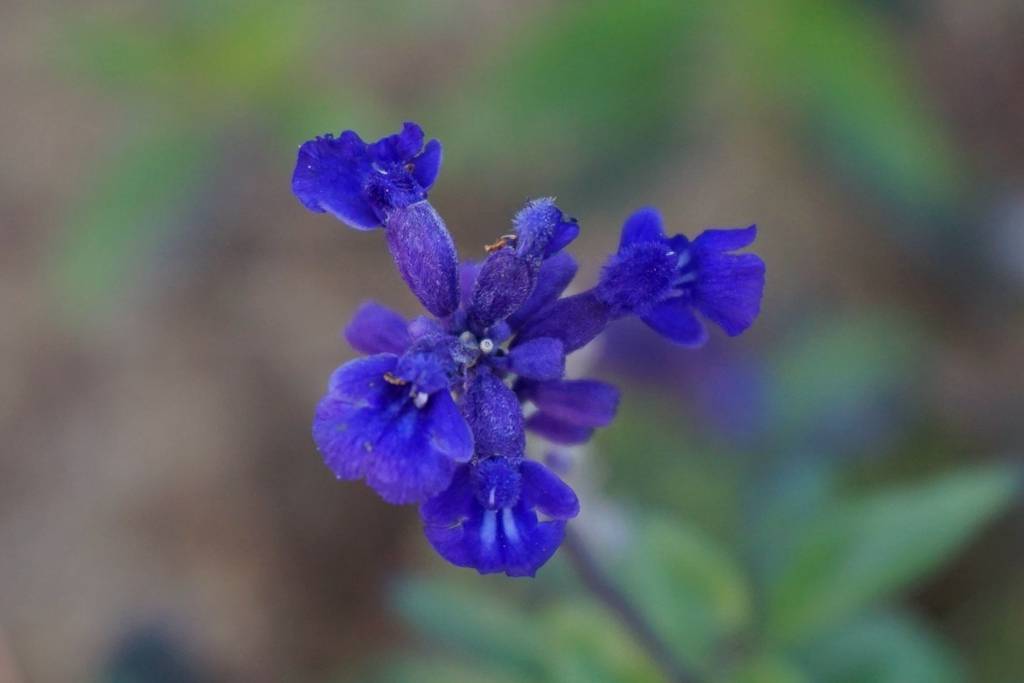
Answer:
[413,391,429,408]
[501,508,520,545]
[488,487,496,507]
[479,338,495,354]
[677,272,697,284]
[481,510,497,549]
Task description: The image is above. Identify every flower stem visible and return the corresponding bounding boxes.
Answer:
[563,529,700,683]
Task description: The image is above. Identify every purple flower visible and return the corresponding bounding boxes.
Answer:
[294,122,765,576]
[462,369,526,461]
[506,251,578,330]
[293,123,456,317]
[344,301,411,355]
[596,208,765,347]
[465,198,579,332]
[421,458,579,577]
[292,122,441,228]
[518,379,620,446]
[312,354,473,504]
[513,290,612,353]
[307,187,597,515]
[384,202,460,318]
[512,197,580,260]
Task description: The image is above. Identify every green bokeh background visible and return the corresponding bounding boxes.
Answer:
[1,1,1022,681]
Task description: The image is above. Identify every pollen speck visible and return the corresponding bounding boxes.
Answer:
[484,234,517,253]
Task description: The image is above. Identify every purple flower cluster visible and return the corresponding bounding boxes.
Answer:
[293,122,765,576]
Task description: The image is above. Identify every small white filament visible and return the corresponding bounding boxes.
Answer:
[413,391,429,408]
[501,508,520,545]
[479,338,495,354]
[481,510,497,549]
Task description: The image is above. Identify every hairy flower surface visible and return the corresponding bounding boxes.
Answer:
[292,122,441,227]
[422,459,579,577]
[597,208,766,346]
[312,354,472,504]
[293,123,765,576]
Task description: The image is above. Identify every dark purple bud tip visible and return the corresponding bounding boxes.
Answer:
[513,198,580,260]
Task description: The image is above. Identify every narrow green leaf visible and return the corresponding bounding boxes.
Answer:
[731,655,808,683]
[767,465,1020,644]
[596,397,742,539]
[539,603,664,683]
[441,0,708,194]
[798,611,965,683]
[59,0,318,100]
[729,0,965,230]
[746,458,837,588]
[51,127,210,316]
[370,656,527,683]
[391,577,546,677]
[767,312,924,453]
[618,515,752,670]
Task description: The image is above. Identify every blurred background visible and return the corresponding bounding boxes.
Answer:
[2,1,1023,681]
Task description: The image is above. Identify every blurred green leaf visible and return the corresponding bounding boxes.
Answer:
[60,0,318,105]
[539,603,664,683]
[392,578,666,683]
[745,458,837,588]
[619,515,752,671]
[371,656,528,683]
[967,580,1024,682]
[597,397,742,539]
[444,0,708,194]
[730,0,965,230]
[58,14,175,91]
[767,312,924,454]
[52,126,210,314]
[730,655,808,683]
[798,611,965,683]
[766,465,1019,644]
[392,577,547,678]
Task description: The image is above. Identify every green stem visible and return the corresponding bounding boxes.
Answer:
[563,529,700,683]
